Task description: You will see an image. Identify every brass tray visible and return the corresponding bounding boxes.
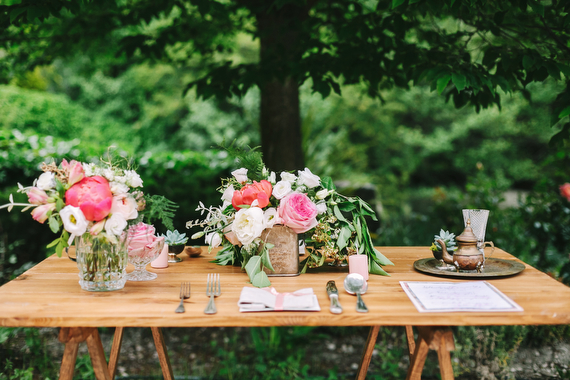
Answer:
[413,258,526,279]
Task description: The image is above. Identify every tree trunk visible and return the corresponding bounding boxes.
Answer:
[256,3,307,172]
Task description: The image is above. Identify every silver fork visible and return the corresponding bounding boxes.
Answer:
[204,273,221,314]
[175,282,191,313]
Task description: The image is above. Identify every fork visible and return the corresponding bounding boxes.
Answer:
[175,282,191,313]
[204,273,221,314]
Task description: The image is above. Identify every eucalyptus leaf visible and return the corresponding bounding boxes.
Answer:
[260,244,275,272]
[252,271,271,288]
[245,255,262,281]
[369,260,389,276]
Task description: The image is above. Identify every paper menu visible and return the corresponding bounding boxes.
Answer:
[400,281,523,313]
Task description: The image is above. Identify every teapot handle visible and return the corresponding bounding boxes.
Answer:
[481,241,495,258]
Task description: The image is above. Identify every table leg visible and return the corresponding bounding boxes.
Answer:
[151,327,174,380]
[58,327,112,380]
[405,326,455,380]
[355,326,380,380]
[108,327,125,379]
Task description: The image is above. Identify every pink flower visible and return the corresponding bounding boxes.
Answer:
[65,176,113,222]
[232,180,273,210]
[31,203,56,223]
[61,159,85,187]
[277,193,318,233]
[560,183,570,201]
[127,222,164,258]
[27,187,49,205]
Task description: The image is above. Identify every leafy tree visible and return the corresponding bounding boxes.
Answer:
[1,0,569,170]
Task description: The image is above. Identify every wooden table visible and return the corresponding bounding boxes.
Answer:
[1,247,569,380]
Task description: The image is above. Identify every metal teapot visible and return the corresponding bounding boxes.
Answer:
[437,220,484,272]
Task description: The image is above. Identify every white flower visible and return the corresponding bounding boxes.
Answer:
[109,182,129,195]
[36,172,56,191]
[231,168,248,183]
[280,172,297,183]
[60,205,88,236]
[103,168,115,181]
[268,171,276,184]
[316,202,328,214]
[110,194,138,220]
[83,163,96,177]
[297,168,320,188]
[205,232,222,248]
[272,180,292,200]
[105,213,127,236]
[124,170,143,187]
[232,207,265,245]
[263,207,280,228]
[316,189,329,199]
[221,184,235,203]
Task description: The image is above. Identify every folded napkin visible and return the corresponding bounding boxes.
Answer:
[238,286,321,312]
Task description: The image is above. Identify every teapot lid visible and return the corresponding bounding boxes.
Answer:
[456,219,478,243]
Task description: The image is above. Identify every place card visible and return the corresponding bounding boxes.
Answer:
[400,281,523,313]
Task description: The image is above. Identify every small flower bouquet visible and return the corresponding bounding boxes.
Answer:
[188,148,393,287]
[1,158,145,254]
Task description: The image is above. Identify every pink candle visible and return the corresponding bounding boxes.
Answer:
[349,254,369,281]
[151,243,169,269]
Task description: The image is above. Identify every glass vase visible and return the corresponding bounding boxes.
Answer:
[75,232,128,292]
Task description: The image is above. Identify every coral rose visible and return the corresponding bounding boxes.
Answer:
[277,193,318,234]
[65,176,113,221]
[232,180,273,209]
[560,183,570,202]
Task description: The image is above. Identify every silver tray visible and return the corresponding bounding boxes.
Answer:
[413,258,526,279]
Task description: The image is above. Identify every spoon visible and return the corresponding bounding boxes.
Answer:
[344,273,369,313]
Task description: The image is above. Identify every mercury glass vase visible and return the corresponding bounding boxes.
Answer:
[74,232,128,292]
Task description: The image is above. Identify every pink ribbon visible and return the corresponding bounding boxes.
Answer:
[264,287,312,311]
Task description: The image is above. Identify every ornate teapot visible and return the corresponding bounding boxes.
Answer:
[437,220,484,272]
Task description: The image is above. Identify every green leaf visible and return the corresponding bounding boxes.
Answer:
[46,237,61,248]
[371,247,394,266]
[245,255,262,282]
[392,0,406,8]
[559,106,570,119]
[523,55,535,71]
[333,205,349,223]
[437,75,451,95]
[369,260,389,276]
[557,63,570,77]
[321,176,335,190]
[337,202,356,212]
[452,73,467,92]
[56,198,64,212]
[48,216,59,234]
[55,240,65,257]
[529,0,544,16]
[545,62,561,80]
[337,226,352,251]
[10,7,27,23]
[252,271,271,288]
[260,244,275,272]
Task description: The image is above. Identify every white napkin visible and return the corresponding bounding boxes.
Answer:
[238,286,321,312]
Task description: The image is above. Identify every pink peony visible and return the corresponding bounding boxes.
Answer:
[61,159,85,187]
[127,222,164,257]
[232,180,273,210]
[27,187,49,205]
[65,176,113,222]
[31,203,56,223]
[277,193,318,233]
[560,183,570,201]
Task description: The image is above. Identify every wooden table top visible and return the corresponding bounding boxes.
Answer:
[0,247,569,328]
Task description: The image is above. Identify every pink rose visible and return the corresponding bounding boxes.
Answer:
[61,159,85,187]
[31,203,56,223]
[27,187,49,205]
[232,180,273,210]
[560,183,570,201]
[65,176,113,222]
[277,193,318,233]
[127,222,164,257]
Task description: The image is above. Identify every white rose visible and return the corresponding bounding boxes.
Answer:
[124,170,143,187]
[110,194,139,220]
[280,172,297,183]
[60,205,88,236]
[272,180,292,200]
[37,172,56,191]
[263,207,280,229]
[316,189,329,199]
[316,202,328,214]
[231,168,248,183]
[221,184,235,203]
[232,207,265,246]
[105,213,127,236]
[205,232,222,248]
[109,182,129,195]
[297,168,320,188]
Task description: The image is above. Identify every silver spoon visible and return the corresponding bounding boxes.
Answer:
[344,273,369,313]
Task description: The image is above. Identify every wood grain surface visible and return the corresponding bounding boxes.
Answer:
[0,247,569,328]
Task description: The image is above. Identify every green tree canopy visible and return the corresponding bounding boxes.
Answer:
[1,0,569,170]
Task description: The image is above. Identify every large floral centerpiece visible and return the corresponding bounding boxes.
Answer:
[188,148,393,287]
[1,157,159,291]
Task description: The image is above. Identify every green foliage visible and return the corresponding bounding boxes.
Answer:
[141,195,179,232]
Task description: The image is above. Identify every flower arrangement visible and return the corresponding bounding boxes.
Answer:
[1,158,147,255]
[187,147,393,287]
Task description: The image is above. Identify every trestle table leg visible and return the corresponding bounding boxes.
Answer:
[405,326,455,380]
[151,327,174,380]
[58,327,111,380]
[108,327,125,379]
[355,325,381,380]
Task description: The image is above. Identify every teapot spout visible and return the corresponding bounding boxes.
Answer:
[436,239,455,264]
